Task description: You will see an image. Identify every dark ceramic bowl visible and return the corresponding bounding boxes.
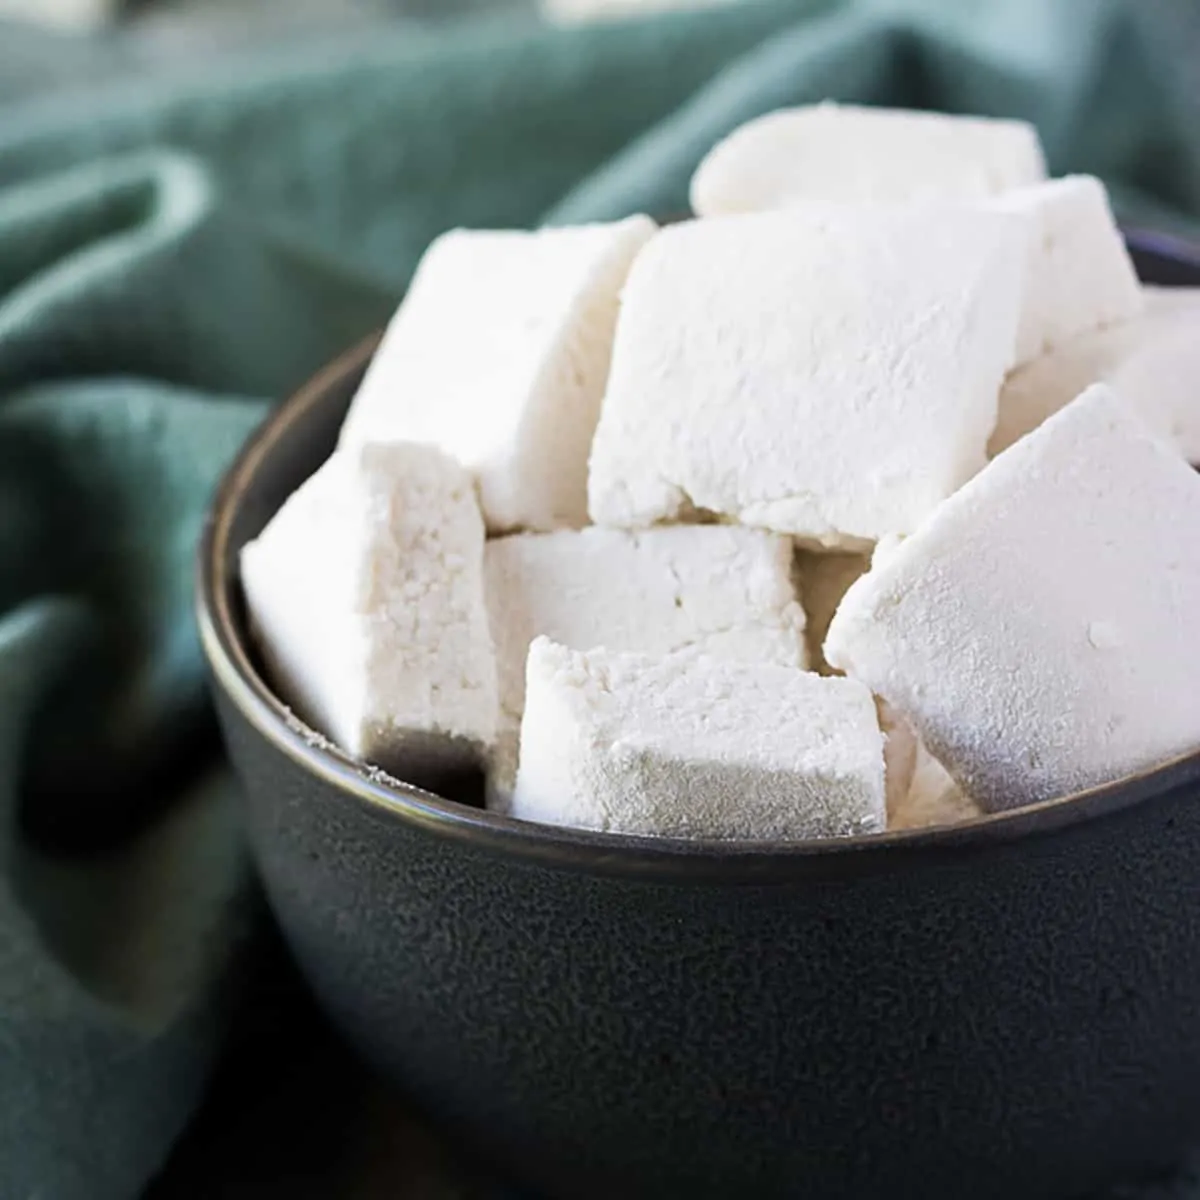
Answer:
[198,231,1200,1200]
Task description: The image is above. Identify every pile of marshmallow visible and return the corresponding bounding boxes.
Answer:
[242,103,1200,842]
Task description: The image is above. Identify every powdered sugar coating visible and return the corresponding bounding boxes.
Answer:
[690,102,1045,216]
[340,216,655,533]
[889,739,983,830]
[825,385,1200,812]
[991,175,1143,365]
[485,525,806,800]
[241,443,497,781]
[587,205,1026,546]
[992,285,1200,461]
[511,639,885,840]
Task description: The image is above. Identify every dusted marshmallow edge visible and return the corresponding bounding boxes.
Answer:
[510,639,886,840]
[588,205,1026,546]
[877,705,984,830]
[991,285,1200,461]
[690,102,1046,217]
[485,525,807,803]
[240,443,497,785]
[876,698,919,818]
[338,215,656,533]
[825,384,1200,813]
[991,175,1143,365]
[890,740,983,831]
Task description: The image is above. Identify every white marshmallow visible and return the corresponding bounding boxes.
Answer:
[825,385,1200,812]
[485,525,807,799]
[587,205,1026,546]
[339,216,656,533]
[876,698,919,818]
[991,285,1200,461]
[890,740,983,831]
[690,103,1046,217]
[0,0,119,30]
[795,550,870,675]
[797,554,937,811]
[991,176,1143,364]
[875,705,983,830]
[511,639,886,839]
[240,443,497,782]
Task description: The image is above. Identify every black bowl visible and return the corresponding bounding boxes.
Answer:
[197,233,1200,1200]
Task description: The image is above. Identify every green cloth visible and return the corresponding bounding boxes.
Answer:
[0,2,1197,1195]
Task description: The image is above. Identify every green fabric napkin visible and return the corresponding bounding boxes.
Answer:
[0,2,1197,1195]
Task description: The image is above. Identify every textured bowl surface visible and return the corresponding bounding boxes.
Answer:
[198,234,1200,1200]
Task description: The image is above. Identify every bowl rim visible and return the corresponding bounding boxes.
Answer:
[196,305,1200,884]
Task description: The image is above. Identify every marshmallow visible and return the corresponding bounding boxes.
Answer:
[241,443,497,783]
[992,176,1143,364]
[876,705,983,830]
[876,698,919,818]
[511,639,886,839]
[797,554,943,813]
[588,205,1026,546]
[690,103,1046,217]
[485,525,807,798]
[339,216,656,533]
[0,0,119,30]
[825,385,1200,812]
[890,741,983,831]
[796,550,870,675]
[991,285,1200,461]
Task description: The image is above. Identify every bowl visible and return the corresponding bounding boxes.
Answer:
[197,231,1200,1200]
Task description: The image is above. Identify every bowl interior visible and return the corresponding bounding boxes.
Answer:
[196,230,1200,876]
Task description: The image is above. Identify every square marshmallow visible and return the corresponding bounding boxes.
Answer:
[824,385,1200,812]
[339,216,655,533]
[511,639,886,839]
[241,443,497,782]
[690,102,1045,217]
[588,205,1026,546]
[485,525,807,797]
[992,175,1143,365]
[991,285,1200,461]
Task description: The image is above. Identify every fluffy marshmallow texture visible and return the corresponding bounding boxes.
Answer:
[511,639,886,839]
[485,525,807,799]
[825,385,1200,813]
[992,285,1200,461]
[690,103,1046,216]
[992,175,1143,365]
[240,443,497,782]
[588,206,1026,546]
[339,216,655,533]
